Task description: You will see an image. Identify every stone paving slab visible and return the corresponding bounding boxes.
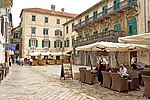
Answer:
[0,65,96,100]
[32,65,148,100]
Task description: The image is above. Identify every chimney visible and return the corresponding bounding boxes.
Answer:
[61,8,64,14]
[51,5,55,13]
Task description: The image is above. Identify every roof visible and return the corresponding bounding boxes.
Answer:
[20,8,78,18]
[63,0,105,25]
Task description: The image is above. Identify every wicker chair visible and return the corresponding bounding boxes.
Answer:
[85,70,97,85]
[140,70,150,76]
[142,75,150,98]
[128,70,140,90]
[102,71,111,89]
[140,70,150,86]
[110,73,128,92]
[79,67,86,83]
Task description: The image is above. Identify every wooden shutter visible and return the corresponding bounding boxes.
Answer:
[132,18,137,34]
[54,41,56,48]
[36,40,38,47]
[64,40,66,47]
[55,30,56,36]
[60,41,62,48]
[72,38,74,46]
[42,40,44,47]
[29,39,31,47]
[60,31,62,36]
[148,21,150,32]
[48,41,50,48]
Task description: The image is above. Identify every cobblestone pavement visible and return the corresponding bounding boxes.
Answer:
[0,64,148,100]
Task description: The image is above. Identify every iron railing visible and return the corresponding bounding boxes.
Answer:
[74,0,137,30]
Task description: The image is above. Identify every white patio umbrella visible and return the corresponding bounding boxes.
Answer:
[50,52,70,56]
[76,42,133,52]
[27,52,40,56]
[76,41,150,51]
[118,33,150,45]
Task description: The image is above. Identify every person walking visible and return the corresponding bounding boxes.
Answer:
[9,57,12,67]
[97,54,108,86]
[30,58,33,66]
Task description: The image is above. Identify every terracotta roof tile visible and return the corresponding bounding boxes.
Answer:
[20,8,78,18]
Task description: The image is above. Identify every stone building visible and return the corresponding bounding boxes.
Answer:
[0,0,13,64]
[63,0,150,66]
[20,5,77,60]
[11,26,22,60]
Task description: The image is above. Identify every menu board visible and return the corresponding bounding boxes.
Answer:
[60,63,73,80]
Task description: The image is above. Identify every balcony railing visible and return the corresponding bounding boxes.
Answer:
[13,38,21,43]
[74,30,124,47]
[44,35,49,38]
[74,0,137,30]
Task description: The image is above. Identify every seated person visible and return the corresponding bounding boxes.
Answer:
[118,64,128,76]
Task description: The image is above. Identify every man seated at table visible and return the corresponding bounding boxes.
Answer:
[118,64,128,76]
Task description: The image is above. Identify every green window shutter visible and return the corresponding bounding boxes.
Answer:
[60,41,62,48]
[43,29,45,35]
[55,31,56,36]
[60,31,62,36]
[128,18,137,35]
[42,40,44,47]
[114,0,120,10]
[72,38,75,46]
[93,11,97,19]
[64,40,66,47]
[114,24,120,31]
[68,40,70,47]
[36,40,38,47]
[54,41,56,48]
[8,13,12,22]
[49,41,50,48]
[102,6,107,16]
[102,28,108,32]
[20,28,22,36]
[29,39,31,47]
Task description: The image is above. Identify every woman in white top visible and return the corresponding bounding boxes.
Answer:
[119,64,127,75]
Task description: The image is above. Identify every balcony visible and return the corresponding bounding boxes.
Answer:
[74,30,125,47]
[44,35,49,38]
[74,0,137,30]
[13,38,21,43]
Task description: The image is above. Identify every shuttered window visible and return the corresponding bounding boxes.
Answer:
[93,11,97,19]
[128,18,137,35]
[114,0,120,10]
[148,21,150,32]
[114,24,121,31]
[102,28,108,32]
[72,37,75,46]
[102,5,107,16]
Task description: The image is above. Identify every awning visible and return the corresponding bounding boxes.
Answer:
[118,33,150,45]
[50,52,70,56]
[27,51,51,56]
[75,41,150,52]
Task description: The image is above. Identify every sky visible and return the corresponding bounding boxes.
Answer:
[12,0,100,27]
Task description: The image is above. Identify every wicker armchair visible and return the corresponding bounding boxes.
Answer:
[140,70,150,86]
[128,70,140,90]
[101,71,111,89]
[85,70,97,85]
[110,73,128,92]
[140,70,150,76]
[142,75,150,98]
[79,67,86,83]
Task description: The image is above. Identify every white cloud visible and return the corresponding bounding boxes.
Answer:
[11,0,100,27]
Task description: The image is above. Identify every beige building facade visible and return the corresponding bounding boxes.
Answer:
[20,5,77,60]
[63,0,150,66]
